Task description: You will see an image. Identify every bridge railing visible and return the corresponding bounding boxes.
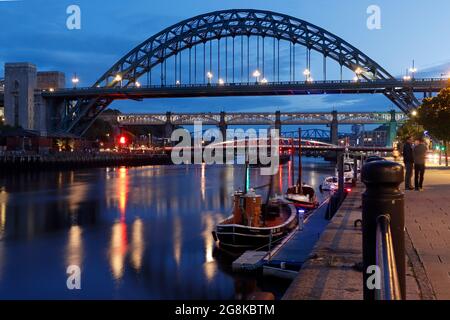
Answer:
[45,77,448,92]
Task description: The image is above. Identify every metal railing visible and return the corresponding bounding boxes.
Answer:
[375,215,402,300]
[43,77,448,93]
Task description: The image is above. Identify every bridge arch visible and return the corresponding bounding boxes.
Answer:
[97,9,393,87]
[63,9,418,135]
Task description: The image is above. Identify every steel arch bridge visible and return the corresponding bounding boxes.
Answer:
[58,9,420,136]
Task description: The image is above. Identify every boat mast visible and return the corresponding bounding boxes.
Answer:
[297,127,303,194]
[244,149,249,194]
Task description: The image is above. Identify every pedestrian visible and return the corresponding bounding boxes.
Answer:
[413,137,428,191]
[402,136,415,190]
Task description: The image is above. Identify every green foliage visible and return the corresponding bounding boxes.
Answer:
[396,118,424,142]
[84,118,113,141]
[417,88,450,142]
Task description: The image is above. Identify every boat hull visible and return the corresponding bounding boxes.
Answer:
[213,203,298,250]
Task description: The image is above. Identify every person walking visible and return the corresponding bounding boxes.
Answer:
[413,137,428,191]
[403,136,415,190]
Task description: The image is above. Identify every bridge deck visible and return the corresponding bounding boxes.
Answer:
[42,78,447,100]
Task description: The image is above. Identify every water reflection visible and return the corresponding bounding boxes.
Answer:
[110,221,128,280]
[130,218,144,272]
[66,225,83,267]
[173,216,182,268]
[0,159,335,299]
[202,213,217,282]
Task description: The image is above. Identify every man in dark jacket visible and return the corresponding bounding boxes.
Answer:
[413,137,428,191]
[403,136,414,190]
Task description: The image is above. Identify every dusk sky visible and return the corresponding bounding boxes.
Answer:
[1,0,449,113]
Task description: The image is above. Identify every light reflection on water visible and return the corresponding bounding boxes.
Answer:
[0,159,334,299]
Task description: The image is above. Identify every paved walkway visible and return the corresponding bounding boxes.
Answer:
[283,184,420,300]
[405,168,450,300]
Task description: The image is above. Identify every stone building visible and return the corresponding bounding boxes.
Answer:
[3,63,65,135]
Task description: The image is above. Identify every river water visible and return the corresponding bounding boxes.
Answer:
[0,158,335,299]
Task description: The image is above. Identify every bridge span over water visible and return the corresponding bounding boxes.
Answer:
[110,110,404,145]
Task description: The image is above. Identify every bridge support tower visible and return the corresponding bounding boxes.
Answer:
[330,110,339,145]
[219,111,228,139]
[164,111,174,138]
[387,109,398,147]
[275,111,282,133]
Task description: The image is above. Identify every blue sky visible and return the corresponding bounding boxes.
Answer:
[1,0,449,114]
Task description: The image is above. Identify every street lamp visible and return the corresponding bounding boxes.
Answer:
[207,72,213,85]
[71,74,79,88]
[218,78,225,85]
[261,78,268,84]
[409,60,417,80]
[403,75,412,81]
[303,68,311,81]
[114,74,123,87]
[354,67,363,81]
[411,110,418,117]
[135,81,141,88]
[252,69,261,83]
[175,80,181,86]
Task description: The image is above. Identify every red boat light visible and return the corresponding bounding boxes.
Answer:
[345,188,352,193]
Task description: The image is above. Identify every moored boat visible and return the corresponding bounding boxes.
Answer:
[284,128,319,212]
[285,184,319,211]
[212,189,298,251]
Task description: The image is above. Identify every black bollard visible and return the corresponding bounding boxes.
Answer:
[362,160,405,300]
[337,152,345,200]
[353,155,358,185]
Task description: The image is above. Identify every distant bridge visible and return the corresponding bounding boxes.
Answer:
[114,110,406,126]
[110,110,403,146]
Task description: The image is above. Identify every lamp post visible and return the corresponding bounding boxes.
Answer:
[252,70,261,83]
[409,60,417,80]
[303,69,311,82]
[114,74,122,87]
[411,110,419,137]
[354,67,363,82]
[72,73,79,88]
[207,72,213,85]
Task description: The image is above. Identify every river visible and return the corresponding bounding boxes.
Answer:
[0,158,335,299]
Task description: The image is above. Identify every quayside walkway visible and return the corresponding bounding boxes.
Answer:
[405,169,450,299]
[283,169,450,300]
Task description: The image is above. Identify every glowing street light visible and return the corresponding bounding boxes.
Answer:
[175,80,181,86]
[114,74,122,82]
[218,78,225,85]
[409,60,417,79]
[71,74,79,88]
[252,69,261,83]
[411,110,418,117]
[403,75,412,81]
[303,68,311,81]
[135,81,141,88]
[260,78,268,84]
[206,71,213,85]
[355,67,363,75]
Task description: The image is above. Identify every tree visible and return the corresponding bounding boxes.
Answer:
[396,118,424,143]
[417,87,450,166]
